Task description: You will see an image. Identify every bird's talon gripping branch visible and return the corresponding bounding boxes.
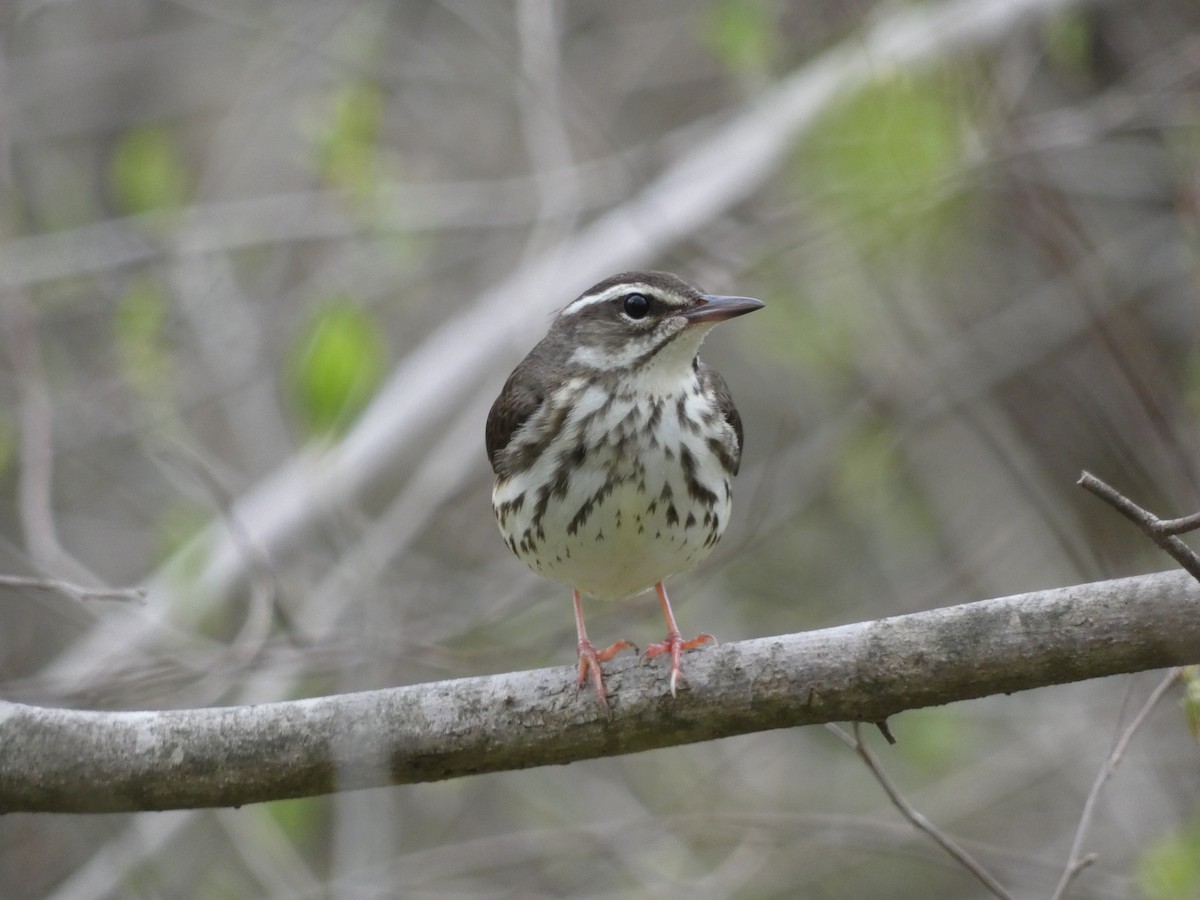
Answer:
[644,630,715,696]
[576,637,636,706]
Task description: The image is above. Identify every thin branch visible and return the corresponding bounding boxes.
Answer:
[2,293,116,598]
[4,293,57,563]
[0,574,146,604]
[153,443,297,643]
[1050,668,1184,900]
[828,723,1015,900]
[874,719,897,744]
[2,292,90,581]
[1078,471,1200,580]
[2,569,1197,814]
[1152,512,1200,536]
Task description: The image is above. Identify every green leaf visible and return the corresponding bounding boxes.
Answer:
[894,709,973,772]
[110,125,191,216]
[759,282,857,382]
[288,299,387,437]
[704,0,775,76]
[155,502,209,570]
[316,82,385,199]
[799,70,971,251]
[0,415,14,481]
[1183,666,1200,742]
[262,797,326,852]
[1138,817,1200,900]
[834,418,935,544]
[114,277,171,400]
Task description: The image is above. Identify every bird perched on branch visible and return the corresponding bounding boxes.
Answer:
[486,271,762,707]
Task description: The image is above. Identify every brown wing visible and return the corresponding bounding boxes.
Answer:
[697,361,743,476]
[487,321,576,477]
[485,361,545,476]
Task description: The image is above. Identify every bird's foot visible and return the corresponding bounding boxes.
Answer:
[643,630,715,696]
[577,638,637,708]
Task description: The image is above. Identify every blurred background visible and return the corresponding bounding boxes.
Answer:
[2,0,1199,897]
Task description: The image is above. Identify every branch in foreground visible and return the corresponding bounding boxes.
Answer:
[2,570,1197,814]
[0,574,146,605]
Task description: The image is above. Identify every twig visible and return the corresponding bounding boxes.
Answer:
[4,292,61,568]
[874,719,897,744]
[828,724,1016,900]
[153,443,300,643]
[1077,472,1200,581]
[0,574,146,604]
[1049,669,1183,900]
[1151,512,1200,536]
[2,292,104,588]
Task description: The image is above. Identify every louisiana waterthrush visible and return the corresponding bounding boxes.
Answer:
[486,271,763,706]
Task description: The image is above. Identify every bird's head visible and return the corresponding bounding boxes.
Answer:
[553,271,763,380]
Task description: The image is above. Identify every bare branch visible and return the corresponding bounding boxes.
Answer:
[2,569,1197,814]
[152,443,296,644]
[2,294,125,606]
[828,724,1015,900]
[1152,513,1200,537]
[0,574,146,604]
[1078,471,1200,579]
[2,292,99,585]
[1050,668,1184,900]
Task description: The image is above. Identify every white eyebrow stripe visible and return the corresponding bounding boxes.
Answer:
[561,282,656,316]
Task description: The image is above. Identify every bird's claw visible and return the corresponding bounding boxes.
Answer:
[643,630,715,696]
[577,638,636,707]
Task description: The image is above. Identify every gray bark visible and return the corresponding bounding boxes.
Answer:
[3,569,1197,814]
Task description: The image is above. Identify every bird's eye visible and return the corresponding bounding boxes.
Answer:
[622,293,650,320]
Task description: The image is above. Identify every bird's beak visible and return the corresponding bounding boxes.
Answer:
[683,294,765,324]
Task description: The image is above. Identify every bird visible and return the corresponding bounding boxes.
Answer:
[485,270,763,707]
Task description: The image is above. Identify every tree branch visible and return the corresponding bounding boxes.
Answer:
[1050,667,1183,900]
[1078,471,1200,578]
[831,723,1016,900]
[2,570,1196,814]
[0,574,145,605]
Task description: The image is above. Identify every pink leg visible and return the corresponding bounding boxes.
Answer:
[573,588,635,708]
[642,582,714,696]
